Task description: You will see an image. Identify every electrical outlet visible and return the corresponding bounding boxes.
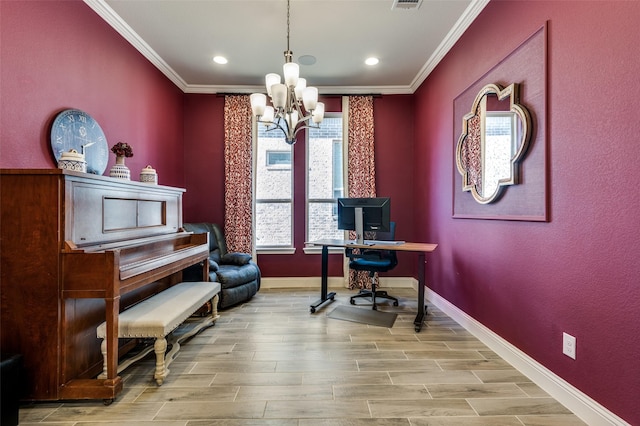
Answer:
[563,332,576,359]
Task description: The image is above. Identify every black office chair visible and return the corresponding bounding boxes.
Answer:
[347,222,399,310]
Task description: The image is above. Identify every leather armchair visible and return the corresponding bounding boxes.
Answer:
[182,223,260,309]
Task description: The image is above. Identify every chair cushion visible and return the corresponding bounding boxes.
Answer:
[350,257,394,272]
[221,252,251,266]
[216,263,259,289]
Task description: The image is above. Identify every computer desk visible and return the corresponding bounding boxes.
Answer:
[306,239,438,332]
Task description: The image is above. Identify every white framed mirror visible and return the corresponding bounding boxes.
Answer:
[456,83,532,204]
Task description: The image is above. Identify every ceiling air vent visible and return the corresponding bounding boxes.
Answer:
[391,0,423,10]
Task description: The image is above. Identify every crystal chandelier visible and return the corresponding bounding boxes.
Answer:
[250,0,324,145]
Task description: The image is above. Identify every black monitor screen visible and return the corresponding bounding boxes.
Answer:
[337,197,391,238]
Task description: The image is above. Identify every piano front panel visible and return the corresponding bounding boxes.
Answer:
[67,176,183,248]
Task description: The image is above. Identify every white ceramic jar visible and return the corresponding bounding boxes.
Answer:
[140,165,158,184]
[58,149,86,173]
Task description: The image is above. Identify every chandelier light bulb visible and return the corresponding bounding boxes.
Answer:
[287,110,299,129]
[250,93,267,117]
[302,87,318,111]
[265,73,281,97]
[294,78,306,101]
[312,102,325,124]
[271,84,287,109]
[283,62,300,87]
[262,106,275,123]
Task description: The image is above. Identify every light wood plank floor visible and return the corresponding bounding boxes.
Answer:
[19,288,587,425]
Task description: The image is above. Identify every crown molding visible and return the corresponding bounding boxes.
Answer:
[410,0,490,92]
[83,0,189,92]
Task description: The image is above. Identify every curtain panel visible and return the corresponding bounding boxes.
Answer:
[346,95,376,289]
[223,95,254,254]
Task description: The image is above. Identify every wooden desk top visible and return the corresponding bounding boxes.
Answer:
[307,239,438,253]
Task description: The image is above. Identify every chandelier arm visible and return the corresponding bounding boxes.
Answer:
[293,123,321,137]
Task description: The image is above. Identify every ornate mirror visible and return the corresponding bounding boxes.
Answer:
[456,83,532,204]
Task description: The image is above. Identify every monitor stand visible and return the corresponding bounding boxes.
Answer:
[354,207,364,244]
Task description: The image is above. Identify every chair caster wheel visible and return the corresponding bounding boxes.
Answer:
[310,307,316,313]
[393,301,399,306]
[372,306,377,311]
[350,299,355,305]
[103,399,114,406]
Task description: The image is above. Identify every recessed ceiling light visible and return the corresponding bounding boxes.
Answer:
[365,57,379,66]
[213,56,228,65]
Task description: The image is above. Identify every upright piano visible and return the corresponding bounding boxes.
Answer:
[0,169,209,401]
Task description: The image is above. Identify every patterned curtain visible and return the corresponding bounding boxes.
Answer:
[223,95,254,254]
[346,95,376,289]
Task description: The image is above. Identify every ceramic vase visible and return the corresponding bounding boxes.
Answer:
[109,156,130,180]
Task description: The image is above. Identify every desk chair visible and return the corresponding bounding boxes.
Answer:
[347,222,399,310]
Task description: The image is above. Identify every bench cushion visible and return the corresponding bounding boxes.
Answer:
[97,281,221,339]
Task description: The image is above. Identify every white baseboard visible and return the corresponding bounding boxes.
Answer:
[260,276,415,289]
[424,286,630,426]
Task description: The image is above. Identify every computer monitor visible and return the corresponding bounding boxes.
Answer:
[337,197,391,244]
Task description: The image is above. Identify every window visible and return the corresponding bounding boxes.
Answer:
[266,151,291,168]
[254,128,293,249]
[307,114,345,242]
[254,113,345,251]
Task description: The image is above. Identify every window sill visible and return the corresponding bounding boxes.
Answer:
[257,247,296,255]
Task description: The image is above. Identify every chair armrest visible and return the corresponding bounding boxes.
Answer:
[208,258,220,271]
[220,252,252,266]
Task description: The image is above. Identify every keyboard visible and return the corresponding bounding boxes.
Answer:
[364,240,405,246]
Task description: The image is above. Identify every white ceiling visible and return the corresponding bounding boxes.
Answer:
[86,0,488,95]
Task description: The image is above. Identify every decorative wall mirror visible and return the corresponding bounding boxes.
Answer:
[456,83,532,204]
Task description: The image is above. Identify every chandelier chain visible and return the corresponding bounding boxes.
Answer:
[286,0,290,52]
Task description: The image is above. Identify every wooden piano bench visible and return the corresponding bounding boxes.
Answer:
[96,281,221,385]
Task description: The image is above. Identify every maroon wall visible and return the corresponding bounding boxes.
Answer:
[414,1,640,423]
[0,0,185,187]
[183,94,226,223]
[183,94,417,278]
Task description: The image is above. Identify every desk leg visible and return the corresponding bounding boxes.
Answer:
[414,253,427,332]
[310,245,336,313]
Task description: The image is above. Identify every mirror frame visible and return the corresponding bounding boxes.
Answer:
[455,83,532,204]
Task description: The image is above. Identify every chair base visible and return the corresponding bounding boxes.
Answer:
[350,288,399,310]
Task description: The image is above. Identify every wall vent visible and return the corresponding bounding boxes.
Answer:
[391,0,423,10]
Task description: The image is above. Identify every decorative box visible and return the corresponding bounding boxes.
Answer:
[58,149,86,173]
[140,165,158,184]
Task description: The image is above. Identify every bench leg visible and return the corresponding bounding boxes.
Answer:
[98,339,108,379]
[211,294,220,321]
[153,337,168,386]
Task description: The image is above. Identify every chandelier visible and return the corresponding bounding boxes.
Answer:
[250,0,324,145]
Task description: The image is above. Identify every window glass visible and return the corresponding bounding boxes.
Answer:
[255,129,292,247]
[307,115,344,241]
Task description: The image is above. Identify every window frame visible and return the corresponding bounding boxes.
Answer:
[254,120,295,254]
[304,112,347,254]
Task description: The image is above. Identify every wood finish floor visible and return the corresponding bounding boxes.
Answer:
[19,288,587,425]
